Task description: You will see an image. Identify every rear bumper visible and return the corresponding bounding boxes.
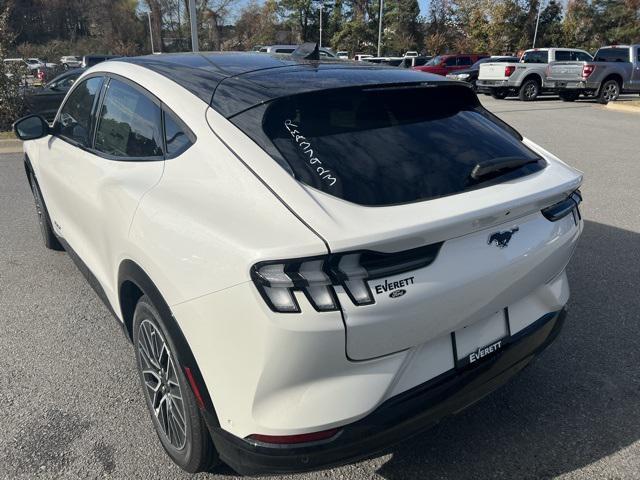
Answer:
[547,79,599,91]
[476,79,510,92]
[209,308,566,476]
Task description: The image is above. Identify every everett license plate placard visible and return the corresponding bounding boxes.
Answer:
[453,310,510,369]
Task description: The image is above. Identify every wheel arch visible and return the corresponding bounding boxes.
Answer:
[117,259,221,429]
[602,73,623,88]
[521,73,543,86]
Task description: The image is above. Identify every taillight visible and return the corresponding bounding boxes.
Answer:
[504,65,515,77]
[37,69,45,81]
[582,64,595,79]
[541,190,582,222]
[251,243,442,313]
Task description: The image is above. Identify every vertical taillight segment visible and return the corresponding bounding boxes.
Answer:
[333,254,375,305]
[582,64,595,79]
[251,243,442,314]
[252,263,301,312]
[504,65,516,77]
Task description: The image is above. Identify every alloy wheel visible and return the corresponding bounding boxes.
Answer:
[524,83,537,99]
[603,83,618,102]
[137,319,188,450]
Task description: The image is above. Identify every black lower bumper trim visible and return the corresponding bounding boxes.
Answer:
[209,309,566,476]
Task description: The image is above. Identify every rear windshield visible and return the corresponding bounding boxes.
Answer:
[234,85,543,206]
[594,48,629,62]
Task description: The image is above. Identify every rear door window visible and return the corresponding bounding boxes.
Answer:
[594,48,630,62]
[573,51,592,61]
[257,85,543,206]
[457,56,472,66]
[522,51,548,63]
[94,78,163,159]
[555,51,571,61]
[444,57,457,66]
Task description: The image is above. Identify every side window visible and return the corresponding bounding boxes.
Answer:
[57,77,76,89]
[555,51,570,61]
[574,52,592,61]
[94,79,163,159]
[444,57,457,66]
[457,56,472,66]
[164,109,193,157]
[57,76,103,147]
[522,51,548,63]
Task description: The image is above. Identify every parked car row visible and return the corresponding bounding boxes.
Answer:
[15,54,122,120]
[23,68,83,121]
[446,56,520,90]
[475,45,640,103]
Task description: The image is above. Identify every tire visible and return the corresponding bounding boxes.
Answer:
[519,79,540,101]
[559,91,579,102]
[598,79,620,104]
[29,172,64,251]
[133,296,218,473]
[491,89,508,99]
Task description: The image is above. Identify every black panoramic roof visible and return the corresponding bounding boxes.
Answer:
[121,52,449,118]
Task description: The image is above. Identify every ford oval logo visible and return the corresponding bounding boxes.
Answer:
[389,289,406,299]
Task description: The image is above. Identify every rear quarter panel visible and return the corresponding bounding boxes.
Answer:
[511,64,547,86]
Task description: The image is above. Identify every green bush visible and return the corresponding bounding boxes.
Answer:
[0,59,26,132]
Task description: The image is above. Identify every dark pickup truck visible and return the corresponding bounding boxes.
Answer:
[546,45,640,103]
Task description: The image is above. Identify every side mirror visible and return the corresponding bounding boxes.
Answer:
[13,114,50,141]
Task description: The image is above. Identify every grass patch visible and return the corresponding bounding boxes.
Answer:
[0,131,16,140]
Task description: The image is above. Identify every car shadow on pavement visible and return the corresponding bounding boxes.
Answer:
[373,219,640,479]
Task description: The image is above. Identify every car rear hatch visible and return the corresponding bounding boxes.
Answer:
[216,80,583,361]
[546,61,585,81]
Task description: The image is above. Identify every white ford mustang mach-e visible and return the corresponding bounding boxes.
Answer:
[14,48,583,475]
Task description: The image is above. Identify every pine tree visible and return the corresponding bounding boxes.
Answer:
[386,0,422,54]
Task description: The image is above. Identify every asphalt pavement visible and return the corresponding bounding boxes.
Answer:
[1,95,639,479]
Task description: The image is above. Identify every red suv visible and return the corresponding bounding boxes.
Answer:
[413,54,489,76]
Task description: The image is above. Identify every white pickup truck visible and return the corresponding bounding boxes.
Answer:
[477,48,593,101]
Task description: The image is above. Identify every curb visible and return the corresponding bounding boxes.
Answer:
[606,102,640,114]
[0,138,22,154]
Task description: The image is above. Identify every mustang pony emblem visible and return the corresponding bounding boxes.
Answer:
[488,227,519,248]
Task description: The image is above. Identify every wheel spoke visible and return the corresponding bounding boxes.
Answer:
[138,339,157,370]
[169,395,186,425]
[140,323,159,367]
